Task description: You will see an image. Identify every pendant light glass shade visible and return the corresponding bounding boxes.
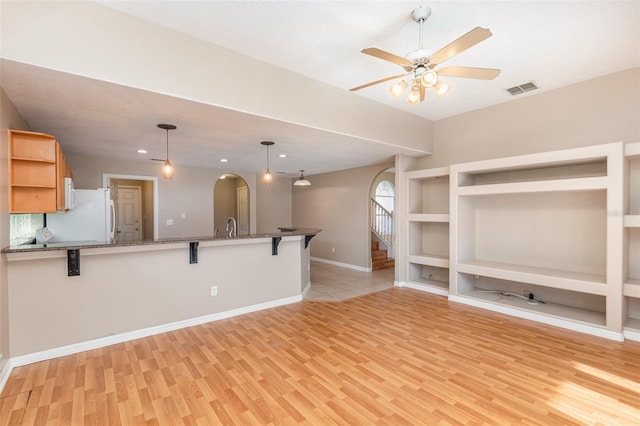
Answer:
[261,141,275,184]
[293,170,311,186]
[162,160,174,179]
[158,124,176,179]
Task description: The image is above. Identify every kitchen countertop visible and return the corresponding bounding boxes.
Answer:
[2,227,321,253]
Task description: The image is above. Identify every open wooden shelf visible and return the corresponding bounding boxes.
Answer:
[8,129,72,213]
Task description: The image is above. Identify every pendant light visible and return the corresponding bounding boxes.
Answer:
[293,170,311,186]
[158,123,176,179]
[261,141,274,184]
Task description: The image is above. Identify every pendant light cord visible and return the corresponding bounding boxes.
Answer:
[166,129,170,161]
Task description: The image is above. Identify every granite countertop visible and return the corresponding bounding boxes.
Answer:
[2,228,321,253]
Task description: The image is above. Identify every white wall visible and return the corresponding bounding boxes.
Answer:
[422,68,640,168]
[0,88,29,369]
[0,0,433,155]
[69,154,294,239]
[292,161,394,269]
[256,176,293,233]
[7,238,305,357]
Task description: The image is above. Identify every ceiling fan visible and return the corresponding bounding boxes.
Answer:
[350,6,500,104]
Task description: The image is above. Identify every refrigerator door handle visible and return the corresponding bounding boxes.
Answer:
[109,200,116,242]
[69,189,78,209]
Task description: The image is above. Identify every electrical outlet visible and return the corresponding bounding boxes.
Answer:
[210,286,218,297]
[331,247,335,253]
[166,219,173,226]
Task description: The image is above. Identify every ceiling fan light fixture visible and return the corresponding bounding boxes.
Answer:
[389,80,407,98]
[434,80,451,98]
[421,69,438,88]
[293,170,311,186]
[407,89,421,105]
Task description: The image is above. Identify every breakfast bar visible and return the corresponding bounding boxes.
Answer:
[2,228,320,360]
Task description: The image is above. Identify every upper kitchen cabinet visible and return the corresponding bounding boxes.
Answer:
[8,129,72,213]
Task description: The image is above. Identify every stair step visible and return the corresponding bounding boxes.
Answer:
[371,249,388,260]
[372,258,395,271]
[371,241,379,250]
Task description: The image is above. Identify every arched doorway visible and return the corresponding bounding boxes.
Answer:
[370,167,395,269]
[213,174,249,236]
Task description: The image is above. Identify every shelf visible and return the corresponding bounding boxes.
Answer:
[624,279,640,297]
[11,156,56,164]
[457,260,607,295]
[405,278,449,296]
[407,263,449,295]
[408,254,449,268]
[624,215,640,228]
[11,184,56,189]
[405,166,450,180]
[408,213,449,223]
[456,176,608,196]
[453,288,606,327]
[624,317,640,342]
[625,141,640,158]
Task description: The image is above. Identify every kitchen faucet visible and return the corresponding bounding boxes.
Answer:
[226,217,237,238]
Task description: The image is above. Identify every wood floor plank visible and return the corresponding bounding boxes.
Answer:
[2,287,639,425]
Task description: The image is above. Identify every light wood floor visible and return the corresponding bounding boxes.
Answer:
[1,287,639,425]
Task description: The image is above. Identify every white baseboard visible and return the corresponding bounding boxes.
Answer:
[397,281,449,297]
[623,328,640,342]
[448,294,625,342]
[301,281,311,298]
[311,257,371,272]
[10,294,302,369]
[0,359,14,395]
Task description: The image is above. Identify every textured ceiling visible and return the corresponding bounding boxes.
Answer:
[95,0,640,120]
[1,1,638,177]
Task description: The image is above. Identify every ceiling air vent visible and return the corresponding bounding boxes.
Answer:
[506,81,539,96]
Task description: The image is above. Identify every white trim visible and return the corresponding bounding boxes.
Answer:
[301,281,311,299]
[10,294,301,368]
[103,173,159,239]
[0,360,14,395]
[623,328,640,342]
[311,257,371,272]
[448,294,624,342]
[398,280,449,296]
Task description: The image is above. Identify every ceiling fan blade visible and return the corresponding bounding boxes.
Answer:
[419,84,426,102]
[429,27,493,65]
[350,73,408,92]
[361,47,413,70]
[438,66,501,80]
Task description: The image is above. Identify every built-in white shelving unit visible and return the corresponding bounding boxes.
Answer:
[623,142,640,341]
[449,143,625,340]
[403,167,450,295]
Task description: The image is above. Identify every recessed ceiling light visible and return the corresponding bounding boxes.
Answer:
[137,149,147,154]
[278,154,287,158]
[220,158,228,162]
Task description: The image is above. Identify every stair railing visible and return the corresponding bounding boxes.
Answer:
[371,198,394,257]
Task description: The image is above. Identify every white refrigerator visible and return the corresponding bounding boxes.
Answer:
[47,188,115,243]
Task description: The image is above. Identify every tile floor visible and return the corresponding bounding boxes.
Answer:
[304,260,395,301]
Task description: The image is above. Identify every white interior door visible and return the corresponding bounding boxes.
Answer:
[237,186,249,236]
[116,186,142,242]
